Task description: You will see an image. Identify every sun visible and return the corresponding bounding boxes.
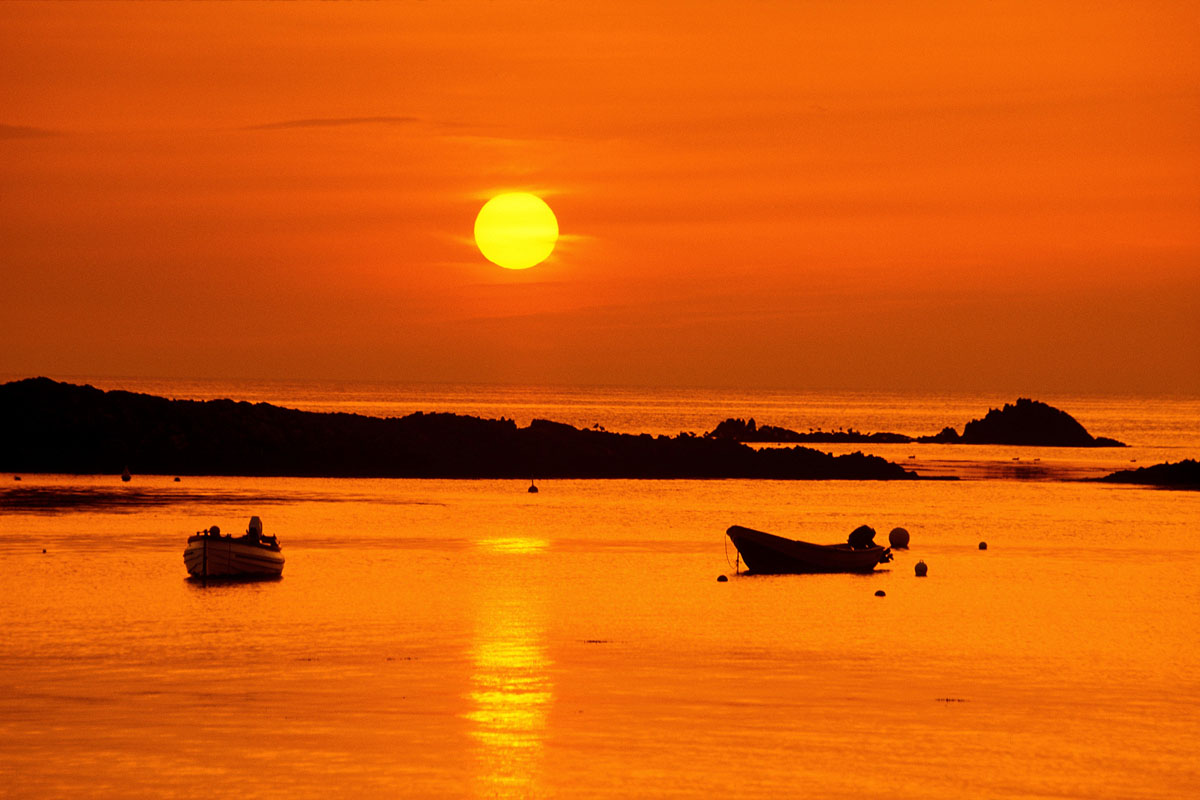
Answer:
[473,193,559,270]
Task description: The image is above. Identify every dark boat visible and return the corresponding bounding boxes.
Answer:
[726,525,892,574]
[184,516,284,578]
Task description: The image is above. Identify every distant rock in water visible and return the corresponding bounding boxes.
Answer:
[921,426,962,444]
[0,378,920,481]
[1095,459,1199,488]
[706,398,1123,447]
[917,398,1125,447]
[705,417,912,444]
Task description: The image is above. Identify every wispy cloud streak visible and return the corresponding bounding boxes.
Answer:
[0,124,58,139]
[244,116,419,131]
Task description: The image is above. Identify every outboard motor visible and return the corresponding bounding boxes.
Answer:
[847,524,877,549]
[247,516,263,540]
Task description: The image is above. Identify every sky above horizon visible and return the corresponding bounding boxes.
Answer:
[2,1,1197,393]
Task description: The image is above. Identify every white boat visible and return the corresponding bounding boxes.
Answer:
[184,516,284,578]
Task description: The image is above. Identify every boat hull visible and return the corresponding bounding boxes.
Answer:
[726,525,889,574]
[184,536,284,578]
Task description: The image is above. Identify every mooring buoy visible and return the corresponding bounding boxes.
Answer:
[875,590,886,597]
[978,541,987,550]
[915,560,928,577]
[717,574,728,583]
[889,527,910,549]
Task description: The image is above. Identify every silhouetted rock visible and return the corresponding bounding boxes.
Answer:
[0,378,920,480]
[709,399,1124,448]
[705,417,912,444]
[922,426,961,444]
[917,398,1125,447]
[1095,459,1199,488]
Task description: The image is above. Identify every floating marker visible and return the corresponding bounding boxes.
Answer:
[915,560,928,577]
[889,527,910,549]
[717,575,728,583]
[978,541,987,550]
[875,590,886,597]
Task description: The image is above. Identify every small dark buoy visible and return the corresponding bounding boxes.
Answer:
[174,476,181,482]
[527,481,539,493]
[121,466,132,482]
[717,574,728,582]
[915,560,928,577]
[888,527,910,549]
[874,590,885,597]
[978,541,987,550]
[13,475,21,481]
[42,548,47,553]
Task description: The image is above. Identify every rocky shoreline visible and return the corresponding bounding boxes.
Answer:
[705,397,1125,447]
[0,378,918,481]
[1094,459,1199,489]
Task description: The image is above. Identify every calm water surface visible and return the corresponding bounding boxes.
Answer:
[2,475,1198,798]
[1,383,1198,797]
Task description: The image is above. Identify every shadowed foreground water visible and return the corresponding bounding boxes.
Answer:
[1,474,1197,798]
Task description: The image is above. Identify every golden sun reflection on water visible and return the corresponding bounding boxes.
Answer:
[465,640,553,744]
[463,542,552,798]
[477,536,550,554]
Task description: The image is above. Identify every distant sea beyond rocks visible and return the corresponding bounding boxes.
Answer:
[706,397,1126,447]
[0,378,918,480]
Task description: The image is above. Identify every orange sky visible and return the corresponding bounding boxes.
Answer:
[2,1,1197,392]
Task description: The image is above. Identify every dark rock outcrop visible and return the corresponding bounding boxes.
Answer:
[1095,459,1199,488]
[0,378,919,480]
[921,426,962,444]
[705,417,912,444]
[705,398,1124,447]
[916,398,1125,447]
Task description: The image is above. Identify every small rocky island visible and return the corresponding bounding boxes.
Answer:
[921,398,1125,447]
[705,417,911,444]
[0,378,918,480]
[706,398,1125,447]
[1095,460,1199,489]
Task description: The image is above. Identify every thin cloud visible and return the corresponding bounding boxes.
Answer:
[0,124,58,139]
[245,115,420,131]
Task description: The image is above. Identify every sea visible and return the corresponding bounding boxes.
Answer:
[1,378,1198,798]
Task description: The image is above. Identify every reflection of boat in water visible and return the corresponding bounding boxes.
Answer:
[726,525,892,574]
[184,516,284,578]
